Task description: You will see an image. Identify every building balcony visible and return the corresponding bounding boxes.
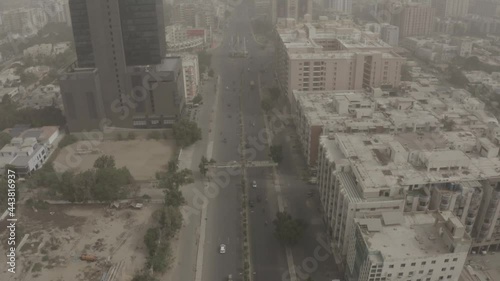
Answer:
[465,224,473,233]
[482,223,491,231]
[440,202,450,211]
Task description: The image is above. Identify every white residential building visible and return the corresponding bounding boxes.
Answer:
[346,211,471,281]
[180,54,200,104]
[381,24,399,47]
[0,137,49,176]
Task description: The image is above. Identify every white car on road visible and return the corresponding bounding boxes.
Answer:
[252,181,257,188]
[219,244,226,254]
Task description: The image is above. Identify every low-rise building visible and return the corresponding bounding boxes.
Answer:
[166,25,210,52]
[0,137,50,176]
[180,54,200,104]
[401,36,475,64]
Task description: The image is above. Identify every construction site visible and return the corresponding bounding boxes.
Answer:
[0,203,160,281]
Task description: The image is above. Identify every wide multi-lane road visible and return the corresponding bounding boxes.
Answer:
[201,1,289,281]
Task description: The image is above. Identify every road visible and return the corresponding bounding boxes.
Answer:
[199,1,290,281]
[171,1,342,281]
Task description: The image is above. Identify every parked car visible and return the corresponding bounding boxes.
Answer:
[220,244,226,254]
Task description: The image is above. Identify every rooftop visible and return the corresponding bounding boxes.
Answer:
[321,132,500,191]
[358,212,469,261]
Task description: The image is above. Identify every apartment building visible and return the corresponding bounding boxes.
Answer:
[432,0,469,18]
[318,122,500,262]
[172,2,216,30]
[380,24,399,47]
[271,0,313,24]
[346,211,471,281]
[275,19,404,104]
[393,3,435,38]
[0,7,48,36]
[180,54,200,105]
[324,0,352,14]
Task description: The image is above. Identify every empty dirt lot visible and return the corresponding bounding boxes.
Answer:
[0,204,159,281]
[53,139,176,181]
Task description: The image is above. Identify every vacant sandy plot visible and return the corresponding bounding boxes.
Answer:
[0,204,158,281]
[54,140,176,181]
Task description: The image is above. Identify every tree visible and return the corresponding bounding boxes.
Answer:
[269,145,283,163]
[273,211,307,246]
[148,242,172,272]
[93,155,116,169]
[268,87,281,101]
[148,131,161,140]
[20,71,38,86]
[172,119,202,147]
[199,156,209,176]
[198,50,212,75]
[442,118,455,131]
[192,95,202,105]
[156,206,183,238]
[132,271,159,281]
[144,227,160,257]
[261,97,273,113]
[0,132,12,148]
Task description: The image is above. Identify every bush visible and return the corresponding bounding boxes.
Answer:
[127,132,136,140]
[172,119,201,147]
[147,131,161,140]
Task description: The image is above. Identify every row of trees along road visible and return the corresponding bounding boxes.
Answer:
[133,159,193,280]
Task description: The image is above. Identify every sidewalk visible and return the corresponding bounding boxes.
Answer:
[164,76,219,281]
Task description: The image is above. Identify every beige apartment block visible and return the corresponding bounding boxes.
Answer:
[346,211,471,281]
[275,19,404,104]
[271,0,313,24]
[317,129,500,265]
[395,3,435,38]
[432,0,469,18]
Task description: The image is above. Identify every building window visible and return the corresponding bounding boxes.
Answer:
[432,260,436,264]
[442,268,446,271]
[452,258,458,262]
[398,273,403,277]
[444,259,449,263]
[422,261,426,265]
[411,263,416,266]
[389,265,394,268]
